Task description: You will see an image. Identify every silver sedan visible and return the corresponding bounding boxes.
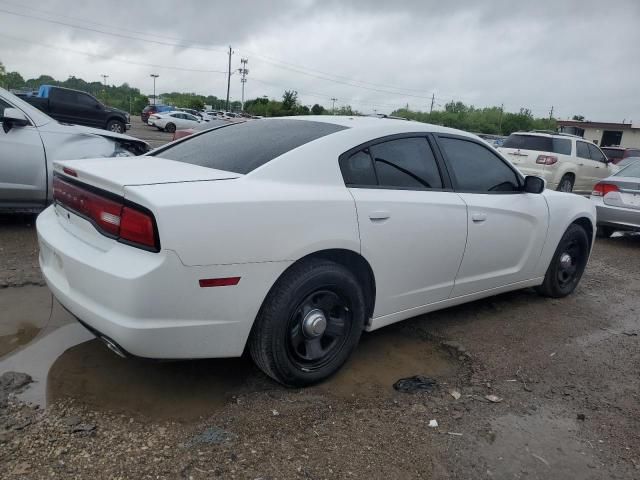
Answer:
[592,158,640,237]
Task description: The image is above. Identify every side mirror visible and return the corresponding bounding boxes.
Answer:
[523,175,545,194]
[1,108,30,133]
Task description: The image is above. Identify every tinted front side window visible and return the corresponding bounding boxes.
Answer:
[439,137,520,192]
[155,119,348,174]
[588,143,607,163]
[77,93,98,108]
[369,137,442,189]
[576,142,591,159]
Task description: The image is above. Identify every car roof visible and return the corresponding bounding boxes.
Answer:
[278,115,478,139]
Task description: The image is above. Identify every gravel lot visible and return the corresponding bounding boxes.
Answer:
[1,216,639,478]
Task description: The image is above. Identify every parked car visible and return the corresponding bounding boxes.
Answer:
[600,146,640,165]
[148,111,201,132]
[498,131,612,194]
[0,87,148,213]
[477,134,507,147]
[172,118,235,141]
[141,104,174,124]
[17,85,130,133]
[592,159,640,237]
[37,117,595,386]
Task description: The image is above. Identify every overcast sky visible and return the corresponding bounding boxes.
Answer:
[0,0,638,121]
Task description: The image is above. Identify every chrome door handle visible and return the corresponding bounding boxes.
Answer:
[471,213,487,223]
[369,211,390,221]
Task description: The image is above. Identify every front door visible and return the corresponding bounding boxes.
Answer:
[435,135,549,297]
[342,136,468,318]
[0,100,47,207]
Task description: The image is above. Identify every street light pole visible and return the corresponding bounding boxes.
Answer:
[150,74,159,105]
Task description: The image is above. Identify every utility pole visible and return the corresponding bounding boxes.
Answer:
[430,93,435,114]
[225,46,233,112]
[238,58,249,111]
[150,74,159,105]
[331,97,337,114]
[100,74,109,103]
[498,103,504,133]
[549,105,554,121]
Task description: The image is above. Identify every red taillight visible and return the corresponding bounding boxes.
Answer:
[119,206,156,250]
[62,167,78,177]
[53,176,159,251]
[592,182,619,197]
[536,155,558,165]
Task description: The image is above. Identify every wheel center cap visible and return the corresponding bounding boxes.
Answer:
[560,253,572,268]
[302,309,327,337]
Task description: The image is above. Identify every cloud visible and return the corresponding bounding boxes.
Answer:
[0,0,638,121]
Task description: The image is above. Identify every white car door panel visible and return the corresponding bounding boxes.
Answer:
[452,193,548,296]
[341,136,468,318]
[437,135,549,297]
[353,188,468,316]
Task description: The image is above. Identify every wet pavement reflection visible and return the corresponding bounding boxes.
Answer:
[1,286,459,421]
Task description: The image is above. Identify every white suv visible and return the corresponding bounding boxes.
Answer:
[498,131,613,194]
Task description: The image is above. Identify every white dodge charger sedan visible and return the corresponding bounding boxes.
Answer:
[36,116,596,386]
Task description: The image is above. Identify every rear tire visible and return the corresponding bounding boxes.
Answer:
[249,258,366,387]
[165,123,176,133]
[106,120,125,133]
[596,226,615,238]
[556,174,574,193]
[536,224,589,298]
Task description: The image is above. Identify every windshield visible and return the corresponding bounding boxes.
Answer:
[502,134,571,155]
[615,159,640,177]
[153,119,348,174]
[0,86,53,127]
[602,148,624,160]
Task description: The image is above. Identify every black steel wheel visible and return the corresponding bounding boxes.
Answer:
[537,223,590,298]
[249,258,366,387]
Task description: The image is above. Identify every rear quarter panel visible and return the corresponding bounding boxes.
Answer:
[534,190,596,277]
[124,177,361,266]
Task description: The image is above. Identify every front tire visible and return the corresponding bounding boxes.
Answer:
[249,258,366,387]
[165,123,176,133]
[556,174,574,193]
[536,224,589,298]
[106,120,125,133]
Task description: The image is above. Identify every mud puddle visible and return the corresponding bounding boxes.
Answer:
[0,286,53,357]
[2,288,459,421]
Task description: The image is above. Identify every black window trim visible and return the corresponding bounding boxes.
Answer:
[338,132,454,192]
[433,133,525,195]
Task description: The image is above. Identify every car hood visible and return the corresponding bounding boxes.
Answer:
[38,121,149,153]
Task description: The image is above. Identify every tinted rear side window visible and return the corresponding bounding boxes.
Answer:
[370,137,442,189]
[502,134,570,155]
[576,141,591,159]
[155,120,347,174]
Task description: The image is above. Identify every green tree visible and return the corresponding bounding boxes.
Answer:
[3,71,25,90]
[281,90,298,111]
[311,103,325,115]
[572,115,585,121]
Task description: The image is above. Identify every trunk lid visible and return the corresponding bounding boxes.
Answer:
[604,176,640,210]
[53,156,240,196]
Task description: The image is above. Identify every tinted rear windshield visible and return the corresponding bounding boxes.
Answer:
[601,148,624,159]
[153,119,347,174]
[502,134,571,155]
[615,161,640,177]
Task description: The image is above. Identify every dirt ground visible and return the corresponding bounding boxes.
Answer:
[0,216,638,479]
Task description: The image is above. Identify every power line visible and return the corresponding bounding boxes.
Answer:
[0,33,228,74]
[0,7,229,53]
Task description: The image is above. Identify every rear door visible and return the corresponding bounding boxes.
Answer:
[342,135,468,317]
[0,99,47,207]
[436,135,548,297]
[575,141,594,192]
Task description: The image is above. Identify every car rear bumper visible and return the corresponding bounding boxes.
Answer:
[36,205,289,359]
[593,197,640,232]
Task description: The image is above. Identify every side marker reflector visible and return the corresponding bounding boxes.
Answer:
[199,277,241,288]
